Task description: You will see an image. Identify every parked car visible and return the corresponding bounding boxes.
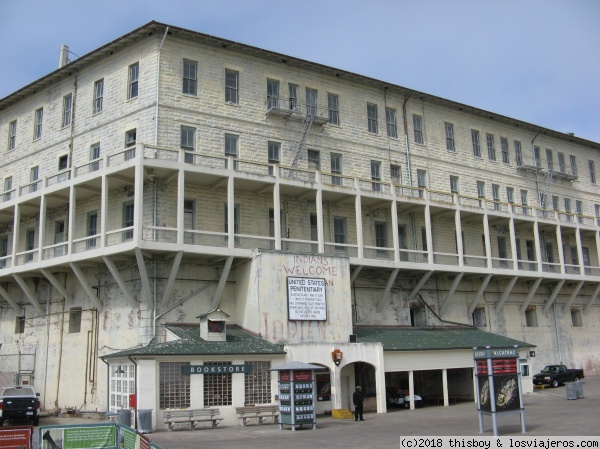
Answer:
[0,385,41,426]
[533,365,584,388]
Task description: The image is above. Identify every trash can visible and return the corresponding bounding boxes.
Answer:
[565,382,577,400]
[137,409,153,433]
[574,381,584,399]
[117,408,132,426]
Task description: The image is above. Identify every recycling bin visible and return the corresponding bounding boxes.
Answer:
[117,408,132,426]
[137,409,153,433]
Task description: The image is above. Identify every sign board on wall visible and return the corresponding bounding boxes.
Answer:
[287,277,327,321]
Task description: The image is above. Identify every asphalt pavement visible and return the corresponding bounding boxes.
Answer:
[36,375,599,448]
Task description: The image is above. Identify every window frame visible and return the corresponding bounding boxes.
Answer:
[225,133,239,157]
[183,59,198,96]
[327,93,339,125]
[93,79,104,113]
[8,120,17,150]
[268,141,280,164]
[128,62,139,100]
[330,153,342,185]
[367,103,378,133]
[589,160,596,184]
[471,130,481,157]
[34,108,43,140]
[333,216,347,252]
[445,122,455,152]
[501,137,509,164]
[413,114,423,144]
[225,69,239,104]
[449,175,459,194]
[62,93,73,128]
[386,107,397,138]
[486,133,496,161]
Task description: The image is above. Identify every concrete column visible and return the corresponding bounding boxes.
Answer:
[273,179,281,251]
[483,214,492,268]
[133,158,144,242]
[425,204,433,264]
[101,174,108,247]
[533,222,543,272]
[408,370,415,410]
[355,192,363,259]
[455,209,464,266]
[556,224,565,274]
[391,200,399,262]
[316,188,324,254]
[509,217,518,270]
[575,228,584,275]
[67,186,76,255]
[442,368,449,406]
[12,204,20,267]
[227,176,235,249]
[177,169,185,245]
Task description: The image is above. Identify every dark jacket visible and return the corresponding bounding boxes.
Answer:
[353,390,364,405]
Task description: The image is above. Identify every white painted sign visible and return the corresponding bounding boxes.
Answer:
[287,277,327,321]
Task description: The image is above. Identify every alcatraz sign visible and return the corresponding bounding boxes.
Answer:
[182,365,252,375]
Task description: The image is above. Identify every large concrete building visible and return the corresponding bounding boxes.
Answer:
[0,22,598,429]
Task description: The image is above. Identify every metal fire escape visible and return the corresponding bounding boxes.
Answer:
[291,110,315,167]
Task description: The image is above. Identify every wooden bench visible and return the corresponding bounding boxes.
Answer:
[235,405,279,426]
[163,408,221,430]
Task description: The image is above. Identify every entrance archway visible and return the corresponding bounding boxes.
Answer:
[339,361,379,412]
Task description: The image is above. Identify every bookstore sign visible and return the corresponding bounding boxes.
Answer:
[182,365,252,375]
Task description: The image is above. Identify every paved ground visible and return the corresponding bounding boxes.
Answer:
[36,376,599,448]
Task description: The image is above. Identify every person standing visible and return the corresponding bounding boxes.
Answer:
[353,385,364,421]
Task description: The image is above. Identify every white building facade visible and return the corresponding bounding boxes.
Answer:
[0,22,598,429]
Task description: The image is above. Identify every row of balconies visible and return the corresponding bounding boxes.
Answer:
[1,143,599,278]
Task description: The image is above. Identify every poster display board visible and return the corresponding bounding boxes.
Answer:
[0,426,33,449]
[473,347,525,436]
[38,423,158,449]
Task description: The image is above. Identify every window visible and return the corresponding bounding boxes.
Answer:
[545,242,554,266]
[123,201,134,241]
[181,126,196,163]
[367,103,378,133]
[90,143,100,171]
[564,197,572,217]
[557,152,565,173]
[525,306,538,327]
[445,123,455,152]
[589,160,596,184]
[514,141,522,166]
[390,165,401,184]
[477,181,485,198]
[183,59,198,95]
[450,175,459,194]
[333,216,347,252]
[62,94,72,127]
[25,228,35,262]
[128,62,139,99]
[244,361,272,405]
[417,169,427,198]
[533,146,541,167]
[0,235,8,268]
[225,133,238,157]
[266,79,279,110]
[596,204,600,225]
[570,155,577,176]
[422,227,428,253]
[184,199,195,244]
[58,155,68,172]
[526,240,535,264]
[110,364,135,412]
[204,362,232,406]
[8,120,16,150]
[497,236,508,266]
[501,138,509,164]
[473,307,486,327]
[306,88,317,116]
[125,129,136,160]
[29,165,40,193]
[308,149,320,170]
[371,160,381,191]
[225,69,239,104]
[34,108,43,140]
[4,177,12,201]
[515,238,522,261]
[582,247,591,274]
[375,222,387,257]
[575,200,583,223]
[492,184,500,210]
[410,306,425,327]
[546,149,553,170]
[159,362,190,409]
[521,190,529,214]
[471,130,481,157]
[310,213,318,252]
[506,187,514,205]
[477,181,485,207]
[87,211,98,249]
[398,224,408,261]
[288,84,298,110]
[224,203,240,244]
[69,307,82,333]
[268,141,280,164]
[386,108,397,138]
[54,220,65,257]
[93,79,104,113]
[570,246,579,266]
[331,153,342,185]
[413,114,423,144]
[486,134,496,161]
[328,93,339,125]
[571,309,583,327]
[15,316,25,334]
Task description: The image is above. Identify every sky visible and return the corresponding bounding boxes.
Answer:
[1,0,599,143]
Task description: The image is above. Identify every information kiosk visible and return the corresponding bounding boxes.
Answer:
[474,346,526,436]
[270,361,324,431]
